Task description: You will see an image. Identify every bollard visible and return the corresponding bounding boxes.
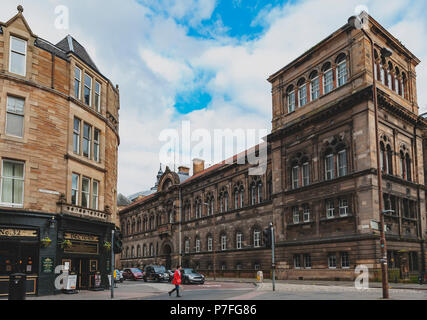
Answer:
[256,271,263,283]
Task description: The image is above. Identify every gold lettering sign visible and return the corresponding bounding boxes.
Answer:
[64,233,99,242]
[0,228,38,238]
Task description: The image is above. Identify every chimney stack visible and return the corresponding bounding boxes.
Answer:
[178,166,190,176]
[192,158,205,175]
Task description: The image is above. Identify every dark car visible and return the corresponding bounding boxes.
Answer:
[181,268,205,284]
[167,270,174,282]
[123,268,144,281]
[143,265,169,282]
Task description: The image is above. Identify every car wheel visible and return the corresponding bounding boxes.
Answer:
[200,281,204,285]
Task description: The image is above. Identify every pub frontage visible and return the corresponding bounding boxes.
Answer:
[0,208,115,296]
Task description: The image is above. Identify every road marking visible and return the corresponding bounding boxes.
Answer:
[226,290,266,300]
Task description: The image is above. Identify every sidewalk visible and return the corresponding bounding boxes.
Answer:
[205,277,427,291]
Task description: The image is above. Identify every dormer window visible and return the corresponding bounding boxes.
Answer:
[84,74,92,106]
[9,36,27,76]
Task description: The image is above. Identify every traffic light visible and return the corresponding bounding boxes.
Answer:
[113,229,123,254]
[263,228,272,249]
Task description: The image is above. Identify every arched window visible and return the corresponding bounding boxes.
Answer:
[401,73,407,99]
[126,247,129,258]
[207,235,213,252]
[291,160,300,189]
[394,67,401,95]
[224,191,229,212]
[236,232,243,249]
[131,246,135,258]
[150,243,154,256]
[257,182,262,204]
[234,188,239,209]
[322,62,333,94]
[297,78,307,107]
[309,70,320,101]
[239,186,244,208]
[168,210,173,224]
[387,62,393,90]
[405,153,411,182]
[127,221,130,235]
[251,183,257,205]
[386,145,393,175]
[380,142,386,172]
[195,237,201,253]
[324,145,348,180]
[374,50,379,81]
[143,244,147,257]
[286,85,295,113]
[336,53,347,87]
[253,228,261,248]
[380,57,386,86]
[137,245,141,257]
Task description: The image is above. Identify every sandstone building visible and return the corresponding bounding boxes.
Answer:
[120,13,426,281]
[0,7,120,295]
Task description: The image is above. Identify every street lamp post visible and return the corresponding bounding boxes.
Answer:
[349,15,391,299]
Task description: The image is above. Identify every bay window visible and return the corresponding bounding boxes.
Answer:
[95,81,101,112]
[71,173,79,205]
[92,180,99,210]
[81,176,90,208]
[74,67,82,99]
[323,69,333,94]
[73,117,81,154]
[337,60,347,87]
[82,123,92,158]
[84,74,92,106]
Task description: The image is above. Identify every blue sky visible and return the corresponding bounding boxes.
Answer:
[2,0,427,196]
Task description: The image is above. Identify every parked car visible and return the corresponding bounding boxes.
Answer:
[143,265,169,282]
[167,270,174,282]
[114,269,124,283]
[123,268,144,281]
[181,268,205,285]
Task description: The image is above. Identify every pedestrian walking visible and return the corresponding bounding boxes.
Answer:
[168,265,182,297]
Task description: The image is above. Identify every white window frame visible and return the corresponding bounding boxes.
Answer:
[323,69,334,94]
[95,81,101,112]
[5,96,25,138]
[325,154,334,180]
[287,91,295,113]
[337,60,347,87]
[298,84,307,107]
[74,67,82,99]
[328,254,337,269]
[185,239,190,254]
[310,77,320,101]
[337,150,347,177]
[84,73,93,107]
[293,255,301,269]
[292,166,300,189]
[0,160,25,207]
[92,180,99,210]
[302,162,310,186]
[9,36,27,76]
[71,173,79,206]
[94,128,100,162]
[195,239,200,253]
[81,176,90,208]
[221,235,227,251]
[82,123,92,158]
[251,185,256,205]
[236,233,242,249]
[303,205,310,222]
[304,254,312,269]
[73,117,81,155]
[208,237,213,252]
[293,207,300,224]
[339,198,349,217]
[341,252,350,269]
[326,200,335,219]
[253,230,260,248]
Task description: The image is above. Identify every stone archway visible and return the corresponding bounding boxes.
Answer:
[162,244,172,270]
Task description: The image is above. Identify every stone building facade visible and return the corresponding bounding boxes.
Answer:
[120,13,426,281]
[0,7,120,295]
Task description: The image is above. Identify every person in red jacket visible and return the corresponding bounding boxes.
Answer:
[168,265,182,297]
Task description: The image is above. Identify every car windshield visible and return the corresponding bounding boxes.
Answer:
[131,268,142,273]
[153,266,166,273]
[183,268,196,274]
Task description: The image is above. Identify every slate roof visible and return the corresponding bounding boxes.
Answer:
[55,35,99,72]
[34,37,68,60]
[117,193,132,206]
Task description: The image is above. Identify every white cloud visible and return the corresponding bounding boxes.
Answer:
[1,0,426,197]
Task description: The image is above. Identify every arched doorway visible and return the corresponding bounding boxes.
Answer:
[162,244,172,270]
